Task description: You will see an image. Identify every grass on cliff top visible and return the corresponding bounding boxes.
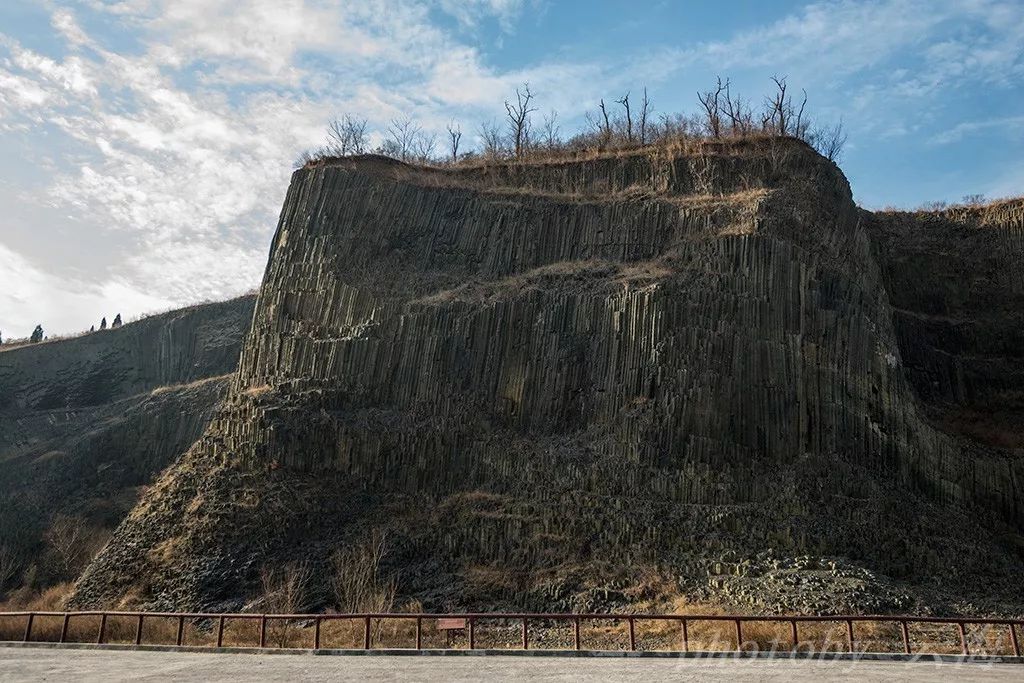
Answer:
[303,133,814,174]
[876,194,1024,217]
[0,292,257,354]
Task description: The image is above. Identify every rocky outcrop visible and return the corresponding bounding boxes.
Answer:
[0,296,255,591]
[72,140,1024,615]
[864,200,1024,452]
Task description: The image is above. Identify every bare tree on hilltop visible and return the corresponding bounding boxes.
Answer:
[446,121,462,162]
[504,82,536,158]
[697,77,728,138]
[380,116,422,162]
[540,110,560,149]
[326,114,369,156]
[762,75,808,138]
[638,88,653,145]
[478,119,504,160]
[303,74,846,167]
[615,92,633,143]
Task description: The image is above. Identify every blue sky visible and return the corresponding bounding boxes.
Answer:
[1,0,1022,337]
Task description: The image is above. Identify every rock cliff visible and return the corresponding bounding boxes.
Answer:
[0,296,255,591]
[71,139,1024,615]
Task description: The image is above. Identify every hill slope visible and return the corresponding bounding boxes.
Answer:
[0,296,255,594]
[71,140,1023,615]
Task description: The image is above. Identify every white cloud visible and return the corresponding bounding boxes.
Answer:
[0,241,174,338]
[0,0,1021,334]
[930,115,1024,145]
[438,0,529,31]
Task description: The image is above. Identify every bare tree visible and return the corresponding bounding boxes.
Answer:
[294,148,316,168]
[44,515,106,581]
[962,193,986,206]
[259,563,312,647]
[446,121,462,163]
[326,114,369,156]
[330,530,397,614]
[412,131,437,162]
[638,87,652,145]
[585,99,613,146]
[697,77,728,138]
[505,82,537,158]
[810,118,847,162]
[653,112,694,142]
[722,80,753,136]
[615,92,633,143]
[540,110,560,149]
[762,75,807,137]
[383,116,421,161]
[479,119,505,160]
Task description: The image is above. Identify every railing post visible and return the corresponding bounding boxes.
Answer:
[681,619,689,653]
[846,619,854,653]
[900,620,910,655]
[734,619,742,652]
[468,617,475,650]
[790,619,798,650]
[259,615,267,648]
[23,613,34,642]
[60,613,70,644]
[135,614,144,645]
[628,617,636,651]
[176,615,184,646]
[957,622,968,655]
[522,617,528,650]
[216,615,225,647]
[415,617,422,650]
[363,616,371,650]
[314,618,321,650]
[97,613,107,644]
[1010,623,1020,658]
[574,617,581,651]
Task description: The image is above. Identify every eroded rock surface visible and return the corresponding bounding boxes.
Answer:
[0,297,255,588]
[72,140,1023,615]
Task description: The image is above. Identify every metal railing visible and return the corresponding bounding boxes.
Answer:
[1,611,1021,657]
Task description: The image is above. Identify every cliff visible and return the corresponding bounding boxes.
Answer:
[864,200,1024,451]
[71,140,1024,615]
[0,296,255,592]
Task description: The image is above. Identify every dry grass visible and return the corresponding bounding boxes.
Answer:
[150,374,231,397]
[241,384,273,399]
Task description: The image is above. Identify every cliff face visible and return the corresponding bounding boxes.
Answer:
[864,201,1024,451]
[73,140,1024,615]
[0,297,255,592]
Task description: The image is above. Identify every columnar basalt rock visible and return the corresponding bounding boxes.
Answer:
[0,296,255,592]
[72,140,1024,614]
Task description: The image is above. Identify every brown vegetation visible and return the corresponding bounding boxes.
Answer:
[298,75,847,171]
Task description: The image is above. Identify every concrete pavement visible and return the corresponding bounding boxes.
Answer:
[1,648,1022,681]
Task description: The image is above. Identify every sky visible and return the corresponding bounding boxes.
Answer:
[0,0,1022,338]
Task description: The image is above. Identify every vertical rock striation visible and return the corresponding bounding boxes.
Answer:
[73,140,1023,614]
[0,296,255,591]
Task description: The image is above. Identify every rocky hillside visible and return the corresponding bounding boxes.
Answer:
[71,139,1023,616]
[864,200,1024,452]
[0,296,255,594]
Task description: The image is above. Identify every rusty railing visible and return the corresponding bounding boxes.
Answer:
[0,611,1021,658]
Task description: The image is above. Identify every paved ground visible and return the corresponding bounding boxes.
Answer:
[1,649,1022,682]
